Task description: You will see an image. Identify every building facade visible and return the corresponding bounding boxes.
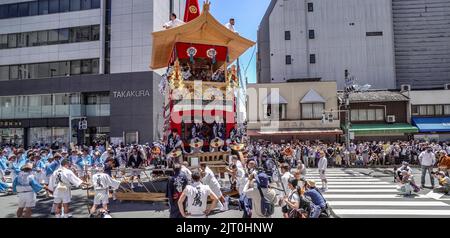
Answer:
[257,0,397,89]
[392,0,450,89]
[0,0,181,147]
[246,81,342,143]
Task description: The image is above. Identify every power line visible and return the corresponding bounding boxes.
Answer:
[244,45,257,77]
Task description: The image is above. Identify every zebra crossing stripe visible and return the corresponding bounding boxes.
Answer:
[329,201,449,207]
[325,189,398,193]
[332,209,450,216]
[324,194,426,199]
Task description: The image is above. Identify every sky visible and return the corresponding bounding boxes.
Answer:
[205,0,272,83]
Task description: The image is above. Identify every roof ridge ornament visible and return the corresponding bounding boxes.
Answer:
[203,0,211,12]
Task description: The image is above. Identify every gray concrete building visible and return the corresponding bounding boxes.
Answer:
[258,0,450,90]
[392,0,450,89]
[257,0,397,89]
[0,0,181,146]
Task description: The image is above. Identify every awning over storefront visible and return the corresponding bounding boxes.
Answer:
[300,89,326,103]
[247,129,343,136]
[350,123,418,135]
[412,117,450,133]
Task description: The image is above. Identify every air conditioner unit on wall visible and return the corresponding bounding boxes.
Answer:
[400,84,411,92]
[445,84,450,90]
[386,115,396,123]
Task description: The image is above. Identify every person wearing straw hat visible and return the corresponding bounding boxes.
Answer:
[317,151,328,191]
[12,163,44,218]
[89,165,120,216]
[433,171,450,195]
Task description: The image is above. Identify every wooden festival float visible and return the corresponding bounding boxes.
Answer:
[90,1,254,202]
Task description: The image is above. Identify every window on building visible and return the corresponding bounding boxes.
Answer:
[49,0,59,13]
[18,3,29,17]
[27,31,38,46]
[29,1,39,16]
[70,60,81,75]
[0,35,8,49]
[91,0,100,8]
[445,105,450,115]
[366,31,383,36]
[17,33,27,48]
[58,28,69,43]
[0,5,8,19]
[18,64,28,79]
[37,31,48,46]
[309,29,315,39]
[427,105,435,115]
[351,109,385,121]
[413,104,450,116]
[9,65,19,80]
[27,64,39,79]
[309,54,316,64]
[7,34,17,48]
[49,62,60,77]
[54,94,69,105]
[286,55,292,65]
[48,29,59,44]
[8,4,18,18]
[91,25,100,41]
[81,0,91,10]
[307,2,313,12]
[70,0,81,11]
[92,59,99,73]
[59,0,70,12]
[39,0,49,15]
[0,66,9,81]
[285,31,291,40]
[81,59,92,74]
[79,26,91,41]
[38,63,50,78]
[59,61,70,76]
[301,103,324,119]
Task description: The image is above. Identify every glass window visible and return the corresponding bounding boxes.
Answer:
[29,2,38,16]
[99,94,110,104]
[58,28,69,43]
[351,110,358,121]
[302,104,313,119]
[54,94,69,105]
[17,33,27,48]
[312,103,324,119]
[0,34,8,49]
[8,34,17,48]
[92,58,99,73]
[79,26,91,41]
[0,5,8,19]
[70,60,81,74]
[309,29,315,39]
[310,54,316,64]
[18,65,28,79]
[435,105,443,115]
[412,105,419,115]
[285,55,292,65]
[28,64,39,79]
[8,4,18,18]
[49,0,59,13]
[0,66,9,81]
[39,0,49,15]
[367,109,376,121]
[18,3,29,17]
[81,59,92,74]
[59,61,70,76]
[358,109,367,121]
[49,62,60,77]
[308,2,314,12]
[285,31,291,41]
[444,105,450,115]
[38,31,48,45]
[91,25,100,40]
[59,0,70,12]
[38,63,50,78]
[15,96,29,118]
[42,95,52,105]
[9,65,19,80]
[70,0,80,11]
[419,105,427,115]
[48,29,59,44]
[28,95,42,118]
[27,31,38,46]
[427,105,435,115]
[376,109,384,121]
[91,0,100,8]
[69,27,77,42]
[81,0,91,10]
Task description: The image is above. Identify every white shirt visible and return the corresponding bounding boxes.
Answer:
[281,172,294,193]
[419,151,436,166]
[224,22,238,33]
[318,156,328,171]
[235,167,246,194]
[181,166,192,181]
[163,18,185,29]
[184,182,213,215]
[91,172,120,191]
[48,167,83,196]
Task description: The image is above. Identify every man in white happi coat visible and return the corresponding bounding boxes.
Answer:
[89,166,120,215]
[200,162,228,211]
[163,13,185,29]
